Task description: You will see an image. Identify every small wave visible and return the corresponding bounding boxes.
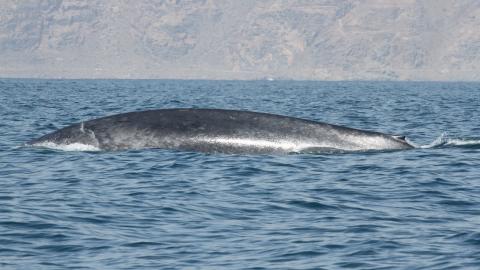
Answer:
[28,141,100,152]
[445,139,480,146]
[415,133,450,149]
[412,133,480,149]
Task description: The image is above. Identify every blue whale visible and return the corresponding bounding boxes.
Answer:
[27,108,413,154]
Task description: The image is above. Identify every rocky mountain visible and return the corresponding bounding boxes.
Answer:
[1,0,479,80]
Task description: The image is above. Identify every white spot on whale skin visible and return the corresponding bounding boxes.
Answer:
[196,135,409,152]
[30,141,100,152]
[197,137,318,152]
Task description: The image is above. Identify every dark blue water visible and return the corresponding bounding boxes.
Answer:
[1,79,480,269]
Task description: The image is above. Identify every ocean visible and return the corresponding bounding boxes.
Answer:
[1,79,480,269]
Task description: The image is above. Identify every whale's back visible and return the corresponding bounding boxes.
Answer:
[28,109,413,153]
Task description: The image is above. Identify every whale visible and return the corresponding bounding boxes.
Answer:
[27,108,413,154]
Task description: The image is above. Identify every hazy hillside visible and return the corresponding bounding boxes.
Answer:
[1,0,479,80]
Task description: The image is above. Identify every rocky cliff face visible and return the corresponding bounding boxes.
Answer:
[1,0,479,80]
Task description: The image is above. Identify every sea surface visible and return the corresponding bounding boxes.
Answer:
[1,79,480,269]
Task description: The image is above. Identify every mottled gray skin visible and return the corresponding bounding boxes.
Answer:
[28,109,413,154]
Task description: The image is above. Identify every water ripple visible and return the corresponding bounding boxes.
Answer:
[1,80,480,269]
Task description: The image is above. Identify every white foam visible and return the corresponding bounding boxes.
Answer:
[445,139,480,146]
[413,133,480,149]
[31,141,100,152]
[415,133,449,149]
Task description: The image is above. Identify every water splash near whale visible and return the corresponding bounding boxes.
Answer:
[411,132,480,149]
